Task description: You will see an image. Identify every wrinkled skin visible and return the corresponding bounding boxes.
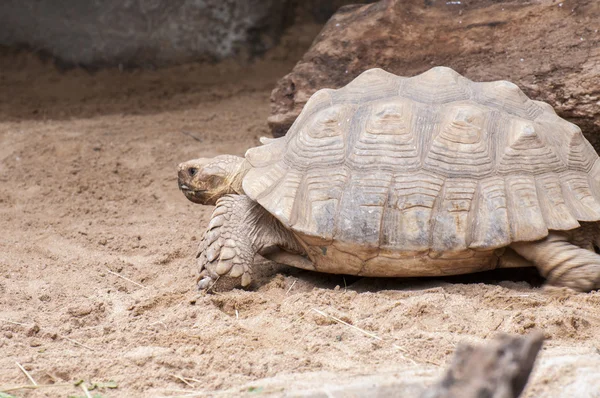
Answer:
[177,154,246,205]
[177,154,309,291]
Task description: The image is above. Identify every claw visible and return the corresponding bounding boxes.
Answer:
[259,136,276,145]
[230,264,244,278]
[241,273,252,287]
[198,276,214,290]
[215,260,233,275]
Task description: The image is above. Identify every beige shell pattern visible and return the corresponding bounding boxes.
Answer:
[242,67,600,258]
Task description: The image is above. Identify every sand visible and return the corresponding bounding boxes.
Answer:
[1,47,600,398]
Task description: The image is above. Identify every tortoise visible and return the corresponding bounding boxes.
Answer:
[178,66,600,292]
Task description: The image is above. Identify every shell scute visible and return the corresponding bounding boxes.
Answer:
[283,104,350,170]
[401,66,471,103]
[431,179,477,252]
[496,119,566,175]
[469,177,511,249]
[347,99,420,169]
[333,68,403,104]
[560,172,600,221]
[473,80,543,120]
[291,168,348,239]
[380,172,443,252]
[336,171,393,248]
[423,103,494,177]
[504,175,548,241]
[535,174,580,230]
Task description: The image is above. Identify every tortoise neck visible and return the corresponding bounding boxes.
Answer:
[230,159,251,195]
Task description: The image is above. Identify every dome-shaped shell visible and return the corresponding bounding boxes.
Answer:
[242,67,600,255]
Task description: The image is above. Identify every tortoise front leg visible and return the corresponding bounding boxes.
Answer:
[510,231,600,292]
[196,194,307,291]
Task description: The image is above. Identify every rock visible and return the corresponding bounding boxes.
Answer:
[292,0,375,24]
[0,0,289,67]
[228,333,542,397]
[29,339,42,347]
[268,0,600,150]
[124,346,172,366]
[0,1,379,68]
[26,324,40,337]
[421,332,544,398]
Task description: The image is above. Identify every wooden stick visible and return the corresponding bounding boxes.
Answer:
[106,269,145,288]
[285,280,297,295]
[15,362,37,386]
[162,390,217,398]
[163,391,222,398]
[206,275,220,292]
[312,309,391,346]
[81,383,93,398]
[181,377,202,384]
[0,319,28,326]
[181,131,203,142]
[63,336,95,351]
[311,308,409,353]
[311,308,430,365]
[0,383,71,392]
[169,374,195,388]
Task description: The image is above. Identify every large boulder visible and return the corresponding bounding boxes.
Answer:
[269,0,600,150]
[0,0,376,68]
[0,0,289,67]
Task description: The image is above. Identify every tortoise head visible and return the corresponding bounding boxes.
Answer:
[177,155,248,205]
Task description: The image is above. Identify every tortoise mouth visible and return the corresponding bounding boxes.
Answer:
[178,183,209,204]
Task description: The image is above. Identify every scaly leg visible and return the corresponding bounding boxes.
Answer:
[510,228,600,292]
[196,194,307,291]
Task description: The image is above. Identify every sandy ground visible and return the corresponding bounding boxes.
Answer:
[1,47,600,398]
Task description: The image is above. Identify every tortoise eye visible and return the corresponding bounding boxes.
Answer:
[188,167,198,177]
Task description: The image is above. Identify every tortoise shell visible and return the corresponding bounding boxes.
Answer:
[241,67,600,276]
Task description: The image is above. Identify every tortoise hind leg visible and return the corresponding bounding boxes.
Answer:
[498,248,534,269]
[197,194,307,291]
[510,229,600,292]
